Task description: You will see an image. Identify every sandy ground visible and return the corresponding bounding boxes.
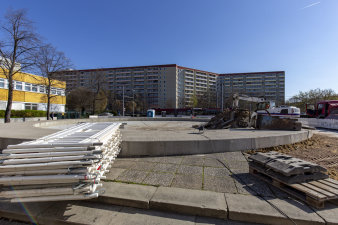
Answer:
[250,133,338,180]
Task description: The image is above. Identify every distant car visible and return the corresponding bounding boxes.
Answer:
[98,112,114,117]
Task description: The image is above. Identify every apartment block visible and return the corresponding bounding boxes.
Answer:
[217,71,285,105]
[53,65,285,109]
[53,64,218,109]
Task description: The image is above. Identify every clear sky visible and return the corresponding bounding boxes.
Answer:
[1,0,337,99]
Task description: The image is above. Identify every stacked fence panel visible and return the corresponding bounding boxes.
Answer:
[0,122,122,202]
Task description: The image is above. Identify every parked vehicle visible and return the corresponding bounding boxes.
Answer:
[306,100,338,118]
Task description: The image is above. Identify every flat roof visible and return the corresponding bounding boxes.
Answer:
[60,64,219,75]
[219,71,285,76]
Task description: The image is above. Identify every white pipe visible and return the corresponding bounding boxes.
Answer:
[10,193,99,203]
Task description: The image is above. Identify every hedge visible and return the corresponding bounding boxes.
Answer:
[0,110,47,118]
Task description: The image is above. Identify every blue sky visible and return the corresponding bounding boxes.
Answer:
[1,0,337,99]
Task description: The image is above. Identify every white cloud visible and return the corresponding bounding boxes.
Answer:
[301,2,321,10]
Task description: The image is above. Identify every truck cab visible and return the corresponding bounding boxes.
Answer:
[306,100,338,118]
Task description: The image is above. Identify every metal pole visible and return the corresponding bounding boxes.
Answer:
[132,90,135,117]
[122,86,125,117]
[221,84,224,111]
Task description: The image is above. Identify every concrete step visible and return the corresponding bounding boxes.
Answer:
[1,182,337,225]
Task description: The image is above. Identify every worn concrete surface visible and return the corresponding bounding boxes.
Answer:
[120,121,313,156]
[150,186,228,219]
[109,152,276,197]
[96,182,157,209]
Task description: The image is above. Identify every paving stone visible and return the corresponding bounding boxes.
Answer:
[138,157,163,163]
[223,152,247,162]
[177,165,203,175]
[226,161,249,172]
[109,206,195,225]
[171,174,202,190]
[38,201,122,225]
[131,161,157,171]
[268,184,290,199]
[234,180,253,195]
[204,167,231,177]
[204,175,237,193]
[153,163,179,173]
[181,156,205,166]
[158,156,183,164]
[143,172,175,186]
[225,193,287,225]
[116,170,149,183]
[116,157,140,162]
[233,173,274,197]
[203,158,225,168]
[195,216,264,225]
[150,186,227,219]
[103,168,126,181]
[264,197,325,225]
[0,202,53,223]
[97,182,157,209]
[111,160,136,169]
[313,203,338,225]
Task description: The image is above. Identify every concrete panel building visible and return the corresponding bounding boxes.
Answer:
[53,64,218,109]
[217,71,285,105]
[0,71,66,112]
[53,65,285,109]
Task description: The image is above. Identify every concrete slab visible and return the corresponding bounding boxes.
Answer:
[115,170,149,183]
[313,203,338,225]
[0,202,53,224]
[171,174,203,190]
[143,172,175,186]
[111,160,136,169]
[108,206,195,225]
[177,165,203,175]
[204,176,237,193]
[225,193,287,225]
[98,182,157,209]
[204,167,231,177]
[150,186,227,219]
[264,197,325,225]
[103,168,126,181]
[203,158,225,168]
[182,156,205,166]
[131,161,157,171]
[38,201,122,225]
[195,216,264,225]
[153,163,179,173]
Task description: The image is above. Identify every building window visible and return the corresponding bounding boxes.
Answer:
[25,83,32,91]
[51,88,56,95]
[25,103,38,110]
[32,84,38,92]
[0,78,5,88]
[39,86,45,93]
[15,81,22,90]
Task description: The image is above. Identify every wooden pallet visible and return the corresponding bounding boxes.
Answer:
[249,165,338,208]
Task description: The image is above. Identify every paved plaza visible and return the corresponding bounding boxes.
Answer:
[107,151,285,198]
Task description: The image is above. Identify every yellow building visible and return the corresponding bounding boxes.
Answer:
[0,71,66,112]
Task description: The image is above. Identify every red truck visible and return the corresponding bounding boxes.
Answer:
[306,100,338,119]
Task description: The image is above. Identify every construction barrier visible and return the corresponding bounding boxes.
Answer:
[0,122,122,202]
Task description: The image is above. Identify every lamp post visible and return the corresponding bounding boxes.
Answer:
[122,86,125,117]
[132,89,135,117]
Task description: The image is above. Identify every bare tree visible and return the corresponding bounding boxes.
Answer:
[87,70,107,114]
[0,9,40,122]
[66,87,93,115]
[34,44,72,120]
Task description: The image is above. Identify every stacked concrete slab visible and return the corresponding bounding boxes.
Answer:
[249,151,328,184]
[0,122,122,202]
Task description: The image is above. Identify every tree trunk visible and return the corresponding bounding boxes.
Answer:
[4,74,14,123]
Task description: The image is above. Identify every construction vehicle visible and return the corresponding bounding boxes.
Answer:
[306,100,338,119]
[197,94,301,131]
[232,94,300,118]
